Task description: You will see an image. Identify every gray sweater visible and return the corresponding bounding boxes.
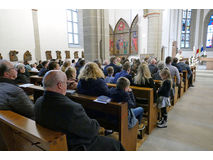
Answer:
[0,78,34,119]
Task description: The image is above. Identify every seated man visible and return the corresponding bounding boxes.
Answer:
[0,60,34,119]
[104,56,121,76]
[112,62,133,85]
[34,70,124,151]
[148,58,158,76]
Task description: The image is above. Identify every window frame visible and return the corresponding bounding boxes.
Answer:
[66,9,80,47]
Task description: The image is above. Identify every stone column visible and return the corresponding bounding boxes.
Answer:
[146,9,163,60]
[32,9,41,61]
[82,9,109,63]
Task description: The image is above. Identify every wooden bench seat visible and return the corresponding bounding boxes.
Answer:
[30,75,43,86]
[0,110,67,151]
[20,85,138,151]
[107,83,157,135]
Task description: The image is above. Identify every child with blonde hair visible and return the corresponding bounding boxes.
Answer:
[157,68,172,128]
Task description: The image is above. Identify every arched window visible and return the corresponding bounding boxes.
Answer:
[130,15,138,55]
[181,9,192,49]
[206,15,213,48]
[66,9,79,47]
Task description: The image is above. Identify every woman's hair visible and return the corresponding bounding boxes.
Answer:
[157,61,166,71]
[65,67,76,80]
[78,62,105,80]
[61,60,71,72]
[16,63,25,73]
[160,68,173,88]
[134,63,152,85]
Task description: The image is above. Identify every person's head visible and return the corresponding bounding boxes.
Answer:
[0,60,17,80]
[116,77,130,92]
[63,60,71,68]
[117,57,121,63]
[32,63,37,68]
[79,60,85,67]
[172,57,178,64]
[65,67,76,80]
[78,62,104,80]
[39,60,42,64]
[71,59,75,64]
[110,56,117,64]
[134,63,151,85]
[94,60,102,70]
[106,66,114,76]
[42,70,67,95]
[48,61,60,70]
[42,61,49,68]
[122,62,131,73]
[16,63,25,74]
[103,59,109,66]
[157,61,166,71]
[178,49,182,55]
[150,58,157,65]
[165,56,172,65]
[24,61,29,65]
[160,68,172,88]
[144,56,150,63]
[185,60,189,65]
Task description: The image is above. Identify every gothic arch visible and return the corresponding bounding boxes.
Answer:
[114,18,130,55]
[109,24,114,55]
[130,15,138,54]
[203,9,213,51]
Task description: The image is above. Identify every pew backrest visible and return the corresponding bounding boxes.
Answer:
[0,110,67,151]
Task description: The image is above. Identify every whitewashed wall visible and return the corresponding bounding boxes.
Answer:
[0,9,36,62]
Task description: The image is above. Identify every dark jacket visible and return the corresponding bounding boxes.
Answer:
[38,68,48,76]
[112,70,133,85]
[158,80,171,97]
[0,78,34,119]
[35,91,100,150]
[104,63,121,76]
[77,78,110,96]
[153,70,162,80]
[109,88,138,128]
[15,73,30,84]
[148,64,158,75]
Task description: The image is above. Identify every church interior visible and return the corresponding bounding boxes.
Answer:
[0,6,213,155]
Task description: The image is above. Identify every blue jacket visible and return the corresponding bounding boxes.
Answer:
[103,63,121,76]
[112,70,133,85]
[77,78,110,96]
[104,76,114,83]
[38,68,48,76]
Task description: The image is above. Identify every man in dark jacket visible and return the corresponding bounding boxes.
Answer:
[0,60,34,119]
[35,70,124,151]
[148,58,158,76]
[104,56,121,76]
[38,61,49,76]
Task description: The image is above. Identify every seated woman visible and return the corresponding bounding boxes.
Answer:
[15,63,30,84]
[153,61,166,80]
[61,60,71,72]
[77,62,110,96]
[65,66,78,90]
[134,63,157,102]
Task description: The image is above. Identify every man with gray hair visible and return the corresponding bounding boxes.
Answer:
[35,70,124,151]
[0,60,34,119]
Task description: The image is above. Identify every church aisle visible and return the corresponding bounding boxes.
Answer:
[139,70,213,151]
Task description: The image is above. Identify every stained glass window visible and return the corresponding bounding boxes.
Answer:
[206,15,213,48]
[181,9,192,49]
[67,9,79,46]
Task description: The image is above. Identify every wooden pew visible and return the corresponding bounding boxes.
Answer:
[20,85,138,151]
[29,71,39,76]
[0,110,67,151]
[190,66,196,83]
[182,70,188,92]
[30,75,43,86]
[107,83,157,135]
[178,73,184,98]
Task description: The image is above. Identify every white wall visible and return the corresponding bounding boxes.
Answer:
[0,9,36,62]
[37,9,84,61]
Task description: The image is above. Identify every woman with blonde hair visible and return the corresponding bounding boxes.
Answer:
[61,60,71,72]
[134,63,157,101]
[65,67,78,90]
[77,62,110,96]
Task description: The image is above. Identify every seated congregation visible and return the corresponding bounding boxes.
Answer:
[0,55,195,151]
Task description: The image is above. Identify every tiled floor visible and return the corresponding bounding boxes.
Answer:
[138,69,213,151]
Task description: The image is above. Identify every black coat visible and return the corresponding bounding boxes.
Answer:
[34,91,123,151]
[158,80,171,97]
[15,73,30,84]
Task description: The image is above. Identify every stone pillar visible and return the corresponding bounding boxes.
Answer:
[146,9,163,60]
[32,9,41,61]
[82,9,109,63]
